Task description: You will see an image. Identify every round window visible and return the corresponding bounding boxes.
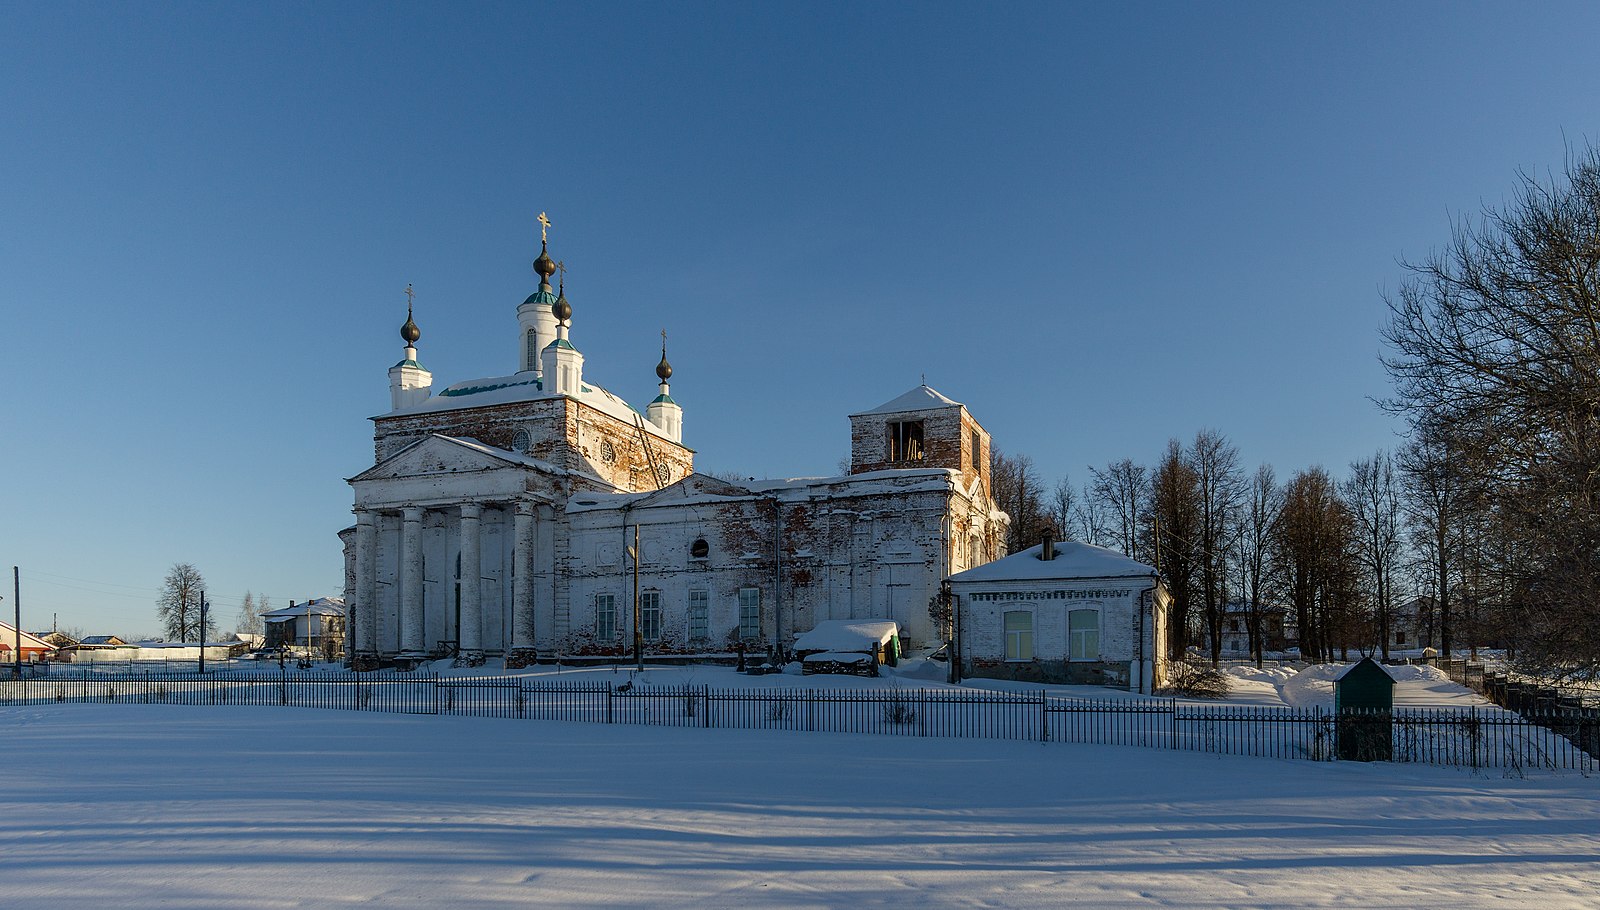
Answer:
[601,439,617,463]
[512,429,531,453]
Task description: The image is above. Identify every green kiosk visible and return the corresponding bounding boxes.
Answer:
[1335,657,1396,761]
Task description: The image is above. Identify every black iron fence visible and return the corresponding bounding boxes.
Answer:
[2,670,1594,772]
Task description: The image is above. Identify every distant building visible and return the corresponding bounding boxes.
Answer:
[947,539,1169,693]
[263,598,347,659]
[0,622,55,663]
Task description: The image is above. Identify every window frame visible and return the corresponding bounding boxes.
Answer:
[1003,609,1034,661]
[737,587,761,639]
[1068,608,1100,661]
[640,591,663,641]
[688,590,709,641]
[595,593,617,641]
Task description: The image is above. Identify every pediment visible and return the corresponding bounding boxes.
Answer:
[349,435,538,484]
[632,472,751,507]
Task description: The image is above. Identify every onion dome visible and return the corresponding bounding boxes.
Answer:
[656,350,672,381]
[400,284,421,344]
[534,241,557,284]
[553,279,572,323]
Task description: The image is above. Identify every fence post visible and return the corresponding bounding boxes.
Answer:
[703,685,711,728]
[1040,690,1048,744]
[1169,697,1178,750]
[606,685,614,724]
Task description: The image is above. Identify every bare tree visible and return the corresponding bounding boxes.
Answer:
[156,563,208,643]
[1148,442,1199,658]
[1382,144,1600,676]
[1090,459,1147,560]
[990,448,1048,553]
[237,591,264,636]
[1235,464,1279,667]
[1344,451,1404,658]
[1274,468,1355,662]
[1189,430,1243,666]
[1050,476,1077,541]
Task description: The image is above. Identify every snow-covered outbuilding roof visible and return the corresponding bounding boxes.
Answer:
[949,541,1158,583]
[793,620,899,654]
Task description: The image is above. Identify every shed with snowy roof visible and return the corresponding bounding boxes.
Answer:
[947,537,1171,693]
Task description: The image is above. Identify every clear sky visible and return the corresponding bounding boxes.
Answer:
[3,2,1597,636]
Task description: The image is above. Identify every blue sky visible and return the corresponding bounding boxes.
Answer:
[3,2,1597,635]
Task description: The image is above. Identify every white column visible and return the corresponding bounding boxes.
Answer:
[400,506,425,657]
[508,501,536,661]
[457,503,483,665]
[354,511,378,661]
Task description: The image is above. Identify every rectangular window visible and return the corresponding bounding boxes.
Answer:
[1004,610,1033,661]
[738,587,761,639]
[1395,630,1406,645]
[688,590,709,640]
[640,592,662,641]
[595,594,616,641]
[971,429,982,471]
[887,421,925,462]
[1068,609,1100,661]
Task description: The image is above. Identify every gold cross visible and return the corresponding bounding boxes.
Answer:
[555,260,566,284]
[537,211,552,244]
[405,283,414,313]
[661,329,667,354]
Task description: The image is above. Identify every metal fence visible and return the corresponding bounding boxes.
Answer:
[2,669,1594,772]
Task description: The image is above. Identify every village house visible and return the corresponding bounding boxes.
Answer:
[341,217,1007,668]
[946,538,1170,693]
[263,598,347,659]
[0,622,56,664]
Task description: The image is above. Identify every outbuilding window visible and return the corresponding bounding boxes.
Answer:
[1004,610,1033,661]
[1068,609,1099,661]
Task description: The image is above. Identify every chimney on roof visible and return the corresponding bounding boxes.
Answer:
[1039,530,1055,561]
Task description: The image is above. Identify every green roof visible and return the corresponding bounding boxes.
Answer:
[651,393,677,405]
[544,338,577,352]
[523,289,558,306]
[392,358,426,370]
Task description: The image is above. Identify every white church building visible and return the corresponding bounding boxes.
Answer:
[340,219,1008,668]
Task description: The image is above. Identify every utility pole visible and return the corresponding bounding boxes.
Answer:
[13,567,21,680]
[630,524,642,672]
[197,590,207,674]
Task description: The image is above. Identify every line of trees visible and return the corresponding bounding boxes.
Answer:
[1381,144,1600,679]
[988,144,1600,676]
[992,434,1477,667]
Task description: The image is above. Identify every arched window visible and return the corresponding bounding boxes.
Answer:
[524,329,538,372]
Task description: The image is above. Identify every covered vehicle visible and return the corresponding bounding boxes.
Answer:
[794,620,900,676]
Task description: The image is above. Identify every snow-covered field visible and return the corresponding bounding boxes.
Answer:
[1,704,1596,909]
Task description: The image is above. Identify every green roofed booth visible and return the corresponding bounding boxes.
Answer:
[1335,657,1396,761]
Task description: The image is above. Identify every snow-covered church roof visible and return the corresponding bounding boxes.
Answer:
[851,384,962,416]
[383,372,669,438]
[949,541,1158,583]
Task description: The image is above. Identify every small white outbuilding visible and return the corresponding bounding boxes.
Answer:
[947,539,1170,693]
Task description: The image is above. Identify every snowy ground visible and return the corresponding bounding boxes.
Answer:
[1,705,1596,909]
